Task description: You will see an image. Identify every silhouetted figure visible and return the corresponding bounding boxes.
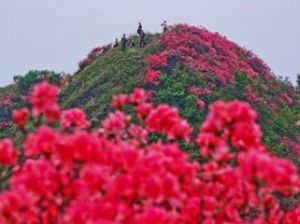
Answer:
[161,20,168,33]
[121,34,127,51]
[127,38,136,48]
[113,38,119,48]
[131,41,136,47]
[137,22,142,36]
[139,30,146,48]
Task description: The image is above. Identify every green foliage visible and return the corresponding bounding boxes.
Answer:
[257,105,299,157]
[0,127,15,139]
[155,69,206,130]
[234,71,250,93]
[219,71,250,101]
[179,142,202,161]
[263,131,286,157]
[271,106,299,139]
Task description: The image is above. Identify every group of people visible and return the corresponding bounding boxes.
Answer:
[113,35,136,51]
[113,21,169,51]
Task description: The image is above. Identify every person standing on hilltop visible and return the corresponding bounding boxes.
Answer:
[121,34,127,51]
[113,38,119,48]
[161,20,168,33]
[139,30,146,48]
[137,22,142,36]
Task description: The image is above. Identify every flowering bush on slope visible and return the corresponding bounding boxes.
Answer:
[142,24,299,159]
[0,82,299,223]
[144,24,273,85]
[78,44,112,70]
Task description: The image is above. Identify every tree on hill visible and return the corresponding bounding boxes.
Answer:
[13,70,62,95]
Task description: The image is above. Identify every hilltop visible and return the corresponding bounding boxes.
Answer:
[0,24,299,162]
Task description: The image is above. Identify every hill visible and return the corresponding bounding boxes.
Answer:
[0,24,299,162]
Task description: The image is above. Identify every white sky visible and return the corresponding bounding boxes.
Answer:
[0,0,299,86]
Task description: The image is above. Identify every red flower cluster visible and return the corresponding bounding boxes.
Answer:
[0,139,17,165]
[30,81,60,116]
[0,82,299,223]
[196,99,205,109]
[12,107,30,128]
[60,108,90,129]
[143,52,167,85]
[197,101,262,159]
[144,67,161,85]
[102,110,129,132]
[146,105,192,141]
[245,89,260,104]
[145,53,168,69]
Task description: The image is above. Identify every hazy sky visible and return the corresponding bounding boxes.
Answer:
[0,0,299,87]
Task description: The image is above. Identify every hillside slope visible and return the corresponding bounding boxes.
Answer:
[0,24,299,162]
[60,34,160,119]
